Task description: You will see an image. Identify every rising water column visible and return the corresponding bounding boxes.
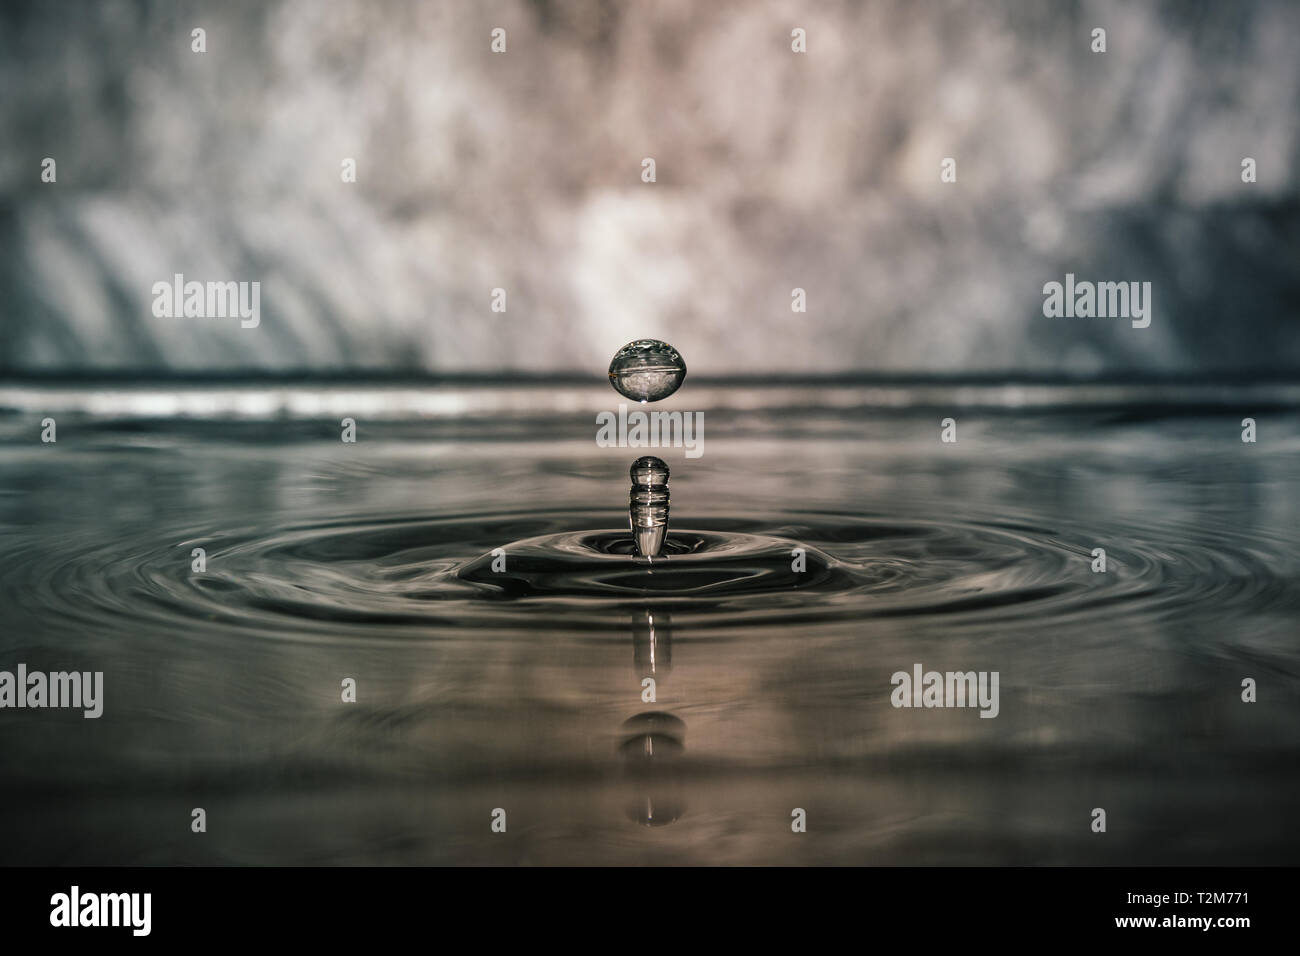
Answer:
[629,456,670,559]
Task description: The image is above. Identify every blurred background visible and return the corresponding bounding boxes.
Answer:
[0,0,1297,377]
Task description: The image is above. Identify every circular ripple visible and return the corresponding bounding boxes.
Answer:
[458,529,854,597]
[2,509,1294,639]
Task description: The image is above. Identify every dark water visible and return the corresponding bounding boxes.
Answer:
[1,383,1297,865]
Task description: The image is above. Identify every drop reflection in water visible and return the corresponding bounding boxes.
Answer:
[632,608,671,678]
[620,711,687,827]
[607,339,687,403]
[625,613,683,826]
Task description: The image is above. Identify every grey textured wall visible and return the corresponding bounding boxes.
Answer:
[1,0,1297,375]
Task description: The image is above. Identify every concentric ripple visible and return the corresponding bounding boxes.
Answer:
[3,507,1294,639]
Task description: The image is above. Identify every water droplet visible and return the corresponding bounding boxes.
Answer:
[629,455,670,558]
[608,340,687,403]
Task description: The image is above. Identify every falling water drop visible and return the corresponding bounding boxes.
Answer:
[608,340,687,403]
[629,455,670,559]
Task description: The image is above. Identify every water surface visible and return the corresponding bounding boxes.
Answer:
[1,382,1297,865]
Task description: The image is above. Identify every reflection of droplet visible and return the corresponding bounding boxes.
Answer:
[632,608,672,677]
[620,711,686,827]
[608,339,687,403]
[629,456,670,559]
[620,713,685,763]
[618,733,685,760]
[621,711,686,742]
